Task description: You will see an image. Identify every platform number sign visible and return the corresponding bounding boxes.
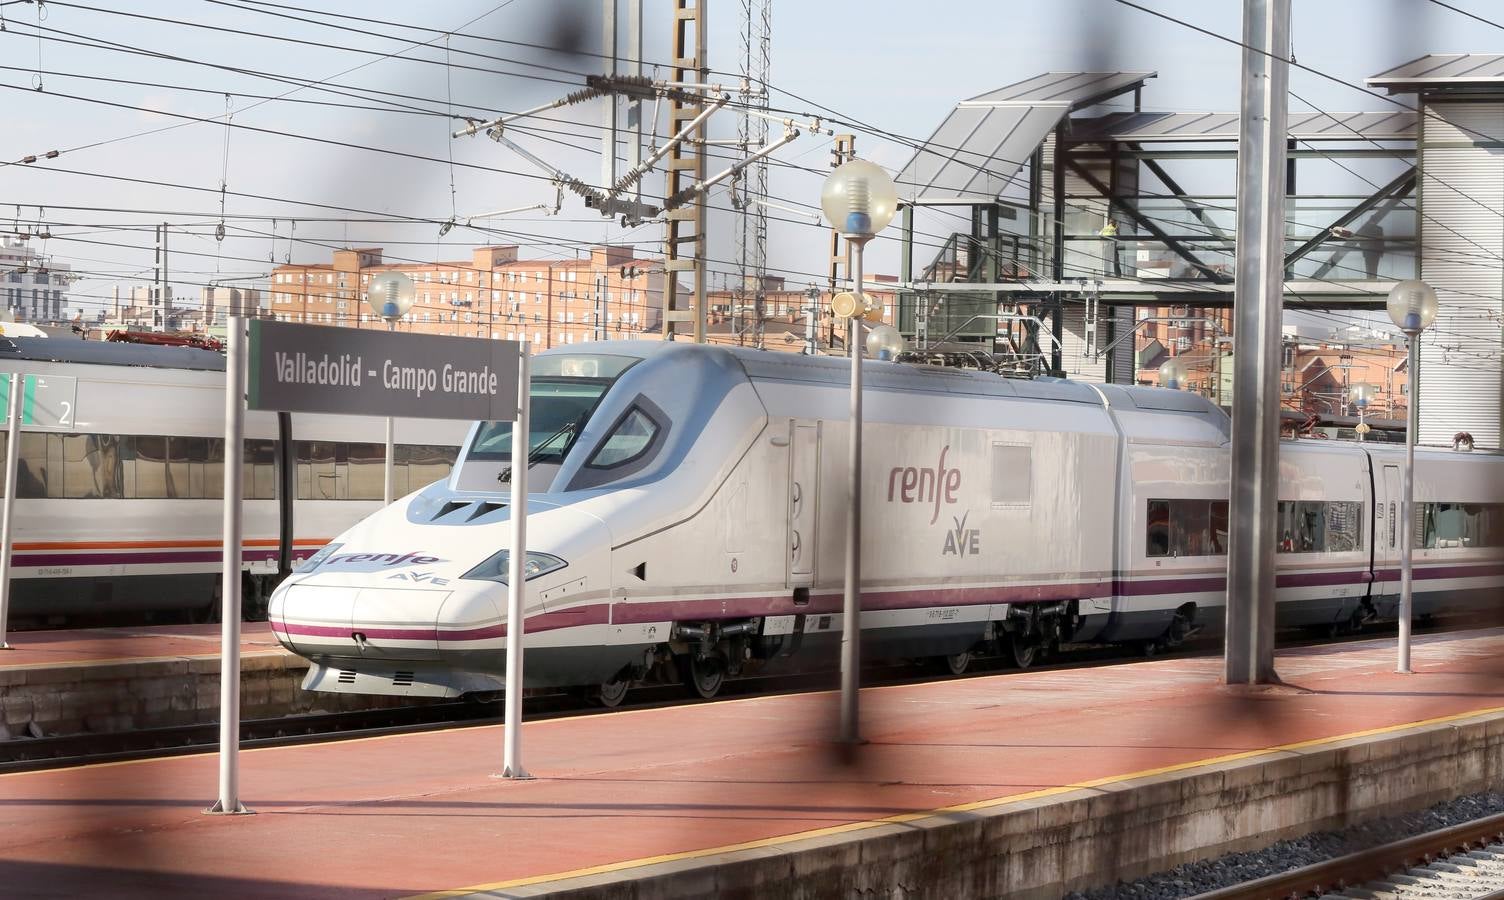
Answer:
[0,373,78,430]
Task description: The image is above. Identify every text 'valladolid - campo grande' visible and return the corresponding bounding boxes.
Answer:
[273,352,502,399]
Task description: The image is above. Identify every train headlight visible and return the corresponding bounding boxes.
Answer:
[462,550,567,584]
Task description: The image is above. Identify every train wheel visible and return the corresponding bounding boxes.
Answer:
[942,650,971,676]
[682,654,725,700]
[1005,634,1037,669]
[595,675,631,708]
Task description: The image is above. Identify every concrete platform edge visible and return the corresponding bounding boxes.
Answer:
[436,706,1504,900]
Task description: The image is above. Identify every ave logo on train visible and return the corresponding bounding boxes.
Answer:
[887,445,981,557]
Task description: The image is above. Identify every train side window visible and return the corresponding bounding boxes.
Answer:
[44,432,63,499]
[1146,500,1171,557]
[15,432,48,499]
[588,406,659,469]
[1209,500,1229,554]
[132,435,170,500]
[244,439,277,500]
[990,444,1032,507]
[403,443,457,491]
[1173,500,1213,557]
[1147,499,1229,558]
[62,433,125,499]
[1326,500,1364,552]
[1277,499,1364,552]
[174,437,207,499]
[347,442,385,500]
[1416,502,1504,549]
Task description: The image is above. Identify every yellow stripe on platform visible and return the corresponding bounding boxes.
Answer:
[402,701,1504,899]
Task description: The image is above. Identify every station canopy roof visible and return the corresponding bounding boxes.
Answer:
[895,71,1154,205]
[1067,109,1417,143]
[1369,53,1504,93]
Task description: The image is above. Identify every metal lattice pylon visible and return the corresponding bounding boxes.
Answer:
[662,0,709,342]
[734,0,771,347]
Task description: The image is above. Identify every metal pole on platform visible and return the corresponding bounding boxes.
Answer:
[383,414,396,505]
[1386,280,1437,674]
[207,316,251,816]
[819,159,896,745]
[0,373,22,650]
[840,241,866,744]
[1398,334,1418,673]
[1224,0,1290,686]
[501,344,532,779]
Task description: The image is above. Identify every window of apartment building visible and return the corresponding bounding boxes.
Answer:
[466,271,475,282]
[564,333,573,344]
[423,272,432,282]
[534,271,542,283]
[492,290,500,302]
[361,274,370,283]
[534,293,542,304]
[325,273,334,284]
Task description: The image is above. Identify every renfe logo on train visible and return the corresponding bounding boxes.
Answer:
[888,445,961,524]
[323,551,444,567]
[888,446,981,557]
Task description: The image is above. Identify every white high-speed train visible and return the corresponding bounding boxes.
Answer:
[0,337,465,621]
[269,341,1504,703]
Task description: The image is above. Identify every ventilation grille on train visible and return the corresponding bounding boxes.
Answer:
[392,671,415,687]
[337,669,357,684]
[432,499,507,523]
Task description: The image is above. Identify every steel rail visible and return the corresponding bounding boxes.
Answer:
[1193,813,1504,900]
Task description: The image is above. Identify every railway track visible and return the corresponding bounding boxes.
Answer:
[1194,813,1504,900]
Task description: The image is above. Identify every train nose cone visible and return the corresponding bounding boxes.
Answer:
[271,583,457,663]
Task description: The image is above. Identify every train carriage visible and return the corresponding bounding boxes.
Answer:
[0,337,465,620]
[267,341,1504,702]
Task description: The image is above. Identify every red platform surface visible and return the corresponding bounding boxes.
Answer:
[4,631,1504,898]
[0,622,284,670]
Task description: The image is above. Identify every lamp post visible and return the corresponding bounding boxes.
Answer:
[1387,279,1438,674]
[365,272,416,505]
[1349,383,1377,441]
[820,159,897,745]
[1158,355,1189,391]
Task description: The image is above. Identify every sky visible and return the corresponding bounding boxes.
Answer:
[4,0,1504,320]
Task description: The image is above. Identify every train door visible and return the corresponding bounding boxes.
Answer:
[787,420,820,587]
[1374,464,1401,613]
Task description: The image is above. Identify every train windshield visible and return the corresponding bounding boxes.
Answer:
[466,354,639,465]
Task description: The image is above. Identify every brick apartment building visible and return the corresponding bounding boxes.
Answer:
[266,245,665,350]
[1134,305,1409,418]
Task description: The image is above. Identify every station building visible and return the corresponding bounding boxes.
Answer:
[266,244,666,351]
[890,58,1504,447]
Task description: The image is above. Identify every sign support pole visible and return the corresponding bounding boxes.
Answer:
[384,416,396,505]
[207,316,251,816]
[0,373,21,650]
[500,344,532,779]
